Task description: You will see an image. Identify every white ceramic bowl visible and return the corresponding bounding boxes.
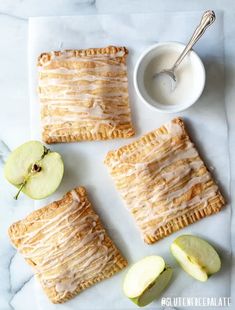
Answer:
[134,42,206,113]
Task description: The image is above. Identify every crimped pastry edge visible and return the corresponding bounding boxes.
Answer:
[42,127,135,144]
[8,187,87,243]
[104,117,226,244]
[49,252,127,303]
[38,45,134,143]
[38,46,128,66]
[8,186,128,303]
[144,195,225,244]
[104,117,185,165]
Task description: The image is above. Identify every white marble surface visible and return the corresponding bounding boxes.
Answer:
[0,1,234,310]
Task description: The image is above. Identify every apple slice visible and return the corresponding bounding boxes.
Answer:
[123,256,173,307]
[170,235,221,282]
[4,141,64,200]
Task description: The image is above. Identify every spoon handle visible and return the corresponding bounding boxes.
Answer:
[172,10,216,70]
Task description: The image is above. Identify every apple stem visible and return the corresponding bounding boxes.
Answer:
[42,146,50,158]
[14,181,26,200]
[13,146,50,200]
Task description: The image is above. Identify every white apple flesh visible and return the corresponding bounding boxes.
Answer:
[4,141,64,200]
[123,256,173,307]
[171,235,221,282]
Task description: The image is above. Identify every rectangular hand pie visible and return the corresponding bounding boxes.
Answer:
[8,187,127,303]
[104,118,225,244]
[37,46,135,143]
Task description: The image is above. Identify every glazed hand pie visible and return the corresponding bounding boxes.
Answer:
[104,118,225,244]
[8,187,127,303]
[37,46,135,143]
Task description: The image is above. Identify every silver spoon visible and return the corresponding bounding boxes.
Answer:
[153,10,216,89]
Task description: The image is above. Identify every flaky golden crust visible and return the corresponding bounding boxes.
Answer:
[37,46,135,143]
[104,118,225,244]
[143,200,223,244]
[42,125,135,144]
[8,187,127,303]
[38,46,129,66]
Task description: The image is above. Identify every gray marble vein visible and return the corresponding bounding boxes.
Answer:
[0,12,27,21]
[0,249,15,310]
[9,276,33,309]
[0,140,11,163]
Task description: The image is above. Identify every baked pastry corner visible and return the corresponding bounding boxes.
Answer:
[104,117,225,244]
[9,186,127,303]
[37,46,135,143]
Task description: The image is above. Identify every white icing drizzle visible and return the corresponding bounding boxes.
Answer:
[41,101,131,127]
[39,81,128,92]
[14,190,117,295]
[39,75,128,84]
[38,65,126,74]
[106,121,219,239]
[38,51,131,137]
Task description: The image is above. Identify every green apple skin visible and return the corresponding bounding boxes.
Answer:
[4,140,64,200]
[170,235,221,282]
[123,256,173,307]
[132,267,173,307]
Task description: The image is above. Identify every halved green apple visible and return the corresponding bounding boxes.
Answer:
[123,256,173,307]
[4,141,64,200]
[170,235,221,282]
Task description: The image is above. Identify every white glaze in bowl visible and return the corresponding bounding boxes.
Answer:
[134,42,206,113]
